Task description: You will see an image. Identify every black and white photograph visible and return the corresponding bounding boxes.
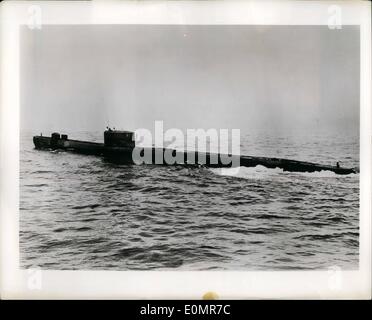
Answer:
[20,23,361,271]
[0,0,371,299]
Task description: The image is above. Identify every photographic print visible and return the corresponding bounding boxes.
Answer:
[20,24,360,271]
[0,0,370,300]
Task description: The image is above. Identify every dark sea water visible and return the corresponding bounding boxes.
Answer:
[20,130,359,270]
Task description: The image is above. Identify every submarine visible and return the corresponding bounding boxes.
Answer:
[33,129,357,175]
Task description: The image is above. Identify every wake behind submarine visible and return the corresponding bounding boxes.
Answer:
[33,129,357,175]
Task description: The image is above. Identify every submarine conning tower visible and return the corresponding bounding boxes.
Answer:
[51,132,68,148]
[104,129,135,149]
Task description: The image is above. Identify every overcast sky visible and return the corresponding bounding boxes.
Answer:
[21,25,359,134]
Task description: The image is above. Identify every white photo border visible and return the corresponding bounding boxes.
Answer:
[0,0,370,299]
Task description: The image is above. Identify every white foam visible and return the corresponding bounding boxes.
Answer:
[210,165,358,179]
[210,165,282,179]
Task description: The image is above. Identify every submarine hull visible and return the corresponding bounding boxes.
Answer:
[33,135,356,175]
